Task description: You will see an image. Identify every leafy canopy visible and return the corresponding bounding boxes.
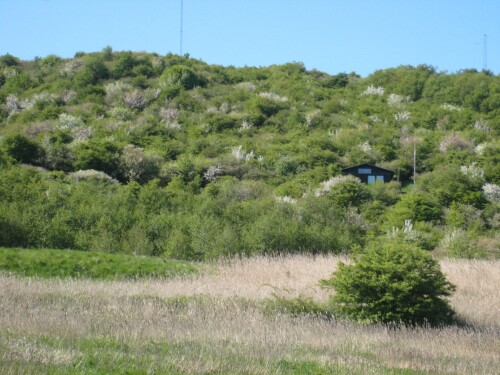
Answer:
[321,241,456,325]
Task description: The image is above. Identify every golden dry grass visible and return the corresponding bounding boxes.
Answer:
[0,255,499,374]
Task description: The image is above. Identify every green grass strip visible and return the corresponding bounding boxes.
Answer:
[0,247,199,279]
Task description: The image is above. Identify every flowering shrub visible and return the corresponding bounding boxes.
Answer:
[121,144,163,183]
[69,169,118,184]
[362,85,384,96]
[203,165,224,182]
[258,92,288,102]
[123,89,148,109]
[275,196,297,204]
[387,93,410,108]
[387,219,431,249]
[315,175,360,197]
[473,119,491,133]
[104,81,132,103]
[440,103,462,112]
[57,113,84,130]
[460,162,484,181]
[5,94,20,114]
[108,107,134,121]
[482,183,500,204]
[439,229,478,259]
[394,111,411,122]
[474,143,487,155]
[439,134,472,153]
[231,145,256,162]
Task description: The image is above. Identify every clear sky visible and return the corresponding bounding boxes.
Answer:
[1,0,499,76]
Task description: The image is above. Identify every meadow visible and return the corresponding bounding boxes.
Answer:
[1,255,498,374]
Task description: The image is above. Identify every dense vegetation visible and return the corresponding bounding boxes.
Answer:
[0,49,498,260]
[321,241,456,325]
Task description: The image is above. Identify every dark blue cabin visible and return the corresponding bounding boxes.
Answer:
[341,163,394,184]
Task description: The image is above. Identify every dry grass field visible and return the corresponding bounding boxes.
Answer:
[1,255,499,374]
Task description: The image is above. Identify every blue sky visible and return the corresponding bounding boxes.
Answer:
[1,0,498,76]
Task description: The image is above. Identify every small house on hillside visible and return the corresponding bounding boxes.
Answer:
[342,163,394,184]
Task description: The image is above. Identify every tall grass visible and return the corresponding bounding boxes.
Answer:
[0,255,498,374]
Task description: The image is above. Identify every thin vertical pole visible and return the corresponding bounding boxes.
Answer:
[413,134,416,187]
[483,34,487,71]
[180,0,184,56]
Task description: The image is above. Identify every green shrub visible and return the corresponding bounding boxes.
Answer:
[160,65,202,90]
[2,134,44,164]
[321,241,456,325]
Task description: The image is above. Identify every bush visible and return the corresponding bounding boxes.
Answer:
[321,241,456,325]
[2,134,43,164]
[160,65,202,90]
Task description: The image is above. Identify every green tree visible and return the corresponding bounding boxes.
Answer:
[2,134,43,164]
[74,55,110,87]
[321,241,456,325]
[74,141,121,179]
[160,65,202,90]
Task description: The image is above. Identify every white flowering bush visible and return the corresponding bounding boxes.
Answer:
[474,143,487,155]
[358,142,372,153]
[258,92,288,102]
[460,162,484,181]
[473,119,491,133]
[440,103,462,112]
[305,110,320,127]
[104,81,132,103]
[394,111,411,122]
[231,145,256,162]
[72,127,93,142]
[315,175,360,197]
[439,229,477,258]
[439,134,472,153]
[203,165,224,182]
[275,196,297,204]
[387,93,410,108]
[121,144,163,183]
[239,120,252,132]
[56,113,84,130]
[362,85,384,96]
[108,107,134,121]
[235,82,256,92]
[123,89,149,110]
[69,169,118,184]
[387,219,430,247]
[482,183,500,204]
[59,60,83,77]
[5,94,20,114]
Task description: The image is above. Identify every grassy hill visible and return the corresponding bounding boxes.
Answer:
[0,50,498,259]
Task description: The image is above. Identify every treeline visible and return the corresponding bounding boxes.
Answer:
[0,49,498,259]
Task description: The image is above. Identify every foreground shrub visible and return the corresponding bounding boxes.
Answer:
[321,241,456,325]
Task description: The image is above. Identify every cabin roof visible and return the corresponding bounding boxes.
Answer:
[341,163,394,174]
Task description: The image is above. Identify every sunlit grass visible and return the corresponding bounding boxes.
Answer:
[0,255,498,374]
[0,247,199,279]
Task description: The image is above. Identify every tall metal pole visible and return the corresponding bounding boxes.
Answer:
[483,34,487,71]
[180,0,184,56]
[413,134,416,187]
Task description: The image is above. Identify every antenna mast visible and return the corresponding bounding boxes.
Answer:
[413,134,417,187]
[483,34,487,71]
[180,0,184,56]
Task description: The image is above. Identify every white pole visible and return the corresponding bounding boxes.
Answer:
[413,134,416,187]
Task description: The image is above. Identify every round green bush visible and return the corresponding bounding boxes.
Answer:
[321,241,456,325]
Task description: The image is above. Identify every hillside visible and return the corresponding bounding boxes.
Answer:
[0,49,498,259]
